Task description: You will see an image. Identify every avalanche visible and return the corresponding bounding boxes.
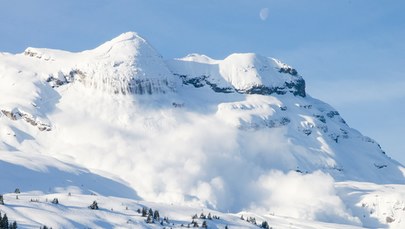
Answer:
[0,32,404,228]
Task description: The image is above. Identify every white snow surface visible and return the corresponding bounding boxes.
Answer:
[168,52,303,95]
[0,32,404,228]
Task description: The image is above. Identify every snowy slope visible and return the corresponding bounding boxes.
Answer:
[0,190,367,229]
[1,32,404,228]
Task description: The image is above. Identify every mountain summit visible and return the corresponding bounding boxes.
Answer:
[22,31,176,95]
[1,32,404,228]
[169,52,305,96]
[86,31,176,94]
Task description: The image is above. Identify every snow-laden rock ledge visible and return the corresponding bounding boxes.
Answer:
[168,53,306,97]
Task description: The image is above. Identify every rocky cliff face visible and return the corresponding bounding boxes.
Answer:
[168,53,306,97]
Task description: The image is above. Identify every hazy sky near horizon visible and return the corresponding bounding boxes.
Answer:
[1,0,404,163]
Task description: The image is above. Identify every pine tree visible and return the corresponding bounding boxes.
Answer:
[0,195,4,205]
[1,214,8,229]
[248,217,256,225]
[141,207,148,217]
[88,201,99,210]
[153,210,160,221]
[146,215,154,224]
[51,198,59,204]
[164,216,170,223]
[10,221,18,229]
[261,221,270,229]
[202,220,207,228]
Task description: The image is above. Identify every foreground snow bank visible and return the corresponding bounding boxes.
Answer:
[0,191,365,229]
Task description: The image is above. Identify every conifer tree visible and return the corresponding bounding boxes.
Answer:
[0,214,8,229]
[261,221,270,229]
[10,221,18,229]
[141,207,148,217]
[51,198,59,204]
[88,201,99,210]
[146,215,154,224]
[202,220,207,228]
[153,210,160,221]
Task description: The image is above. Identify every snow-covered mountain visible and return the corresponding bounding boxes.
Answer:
[1,32,404,228]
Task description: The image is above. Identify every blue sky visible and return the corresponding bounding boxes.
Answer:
[1,0,404,163]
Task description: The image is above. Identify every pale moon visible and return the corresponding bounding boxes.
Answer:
[259,8,269,21]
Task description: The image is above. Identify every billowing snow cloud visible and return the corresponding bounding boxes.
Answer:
[250,170,361,225]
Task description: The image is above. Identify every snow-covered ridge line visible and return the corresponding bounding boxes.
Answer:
[19,32,176,95]
[13,32,306,97]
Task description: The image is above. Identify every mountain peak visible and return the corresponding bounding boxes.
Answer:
[109,31,143,43]
[221,53,305,96]
[93,31,149,56]
[80,32,176,95]
[168,52,306,96]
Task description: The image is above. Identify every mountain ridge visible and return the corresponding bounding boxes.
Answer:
[1,32,404,228]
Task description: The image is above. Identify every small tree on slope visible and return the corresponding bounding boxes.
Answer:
[88,201,99,210]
